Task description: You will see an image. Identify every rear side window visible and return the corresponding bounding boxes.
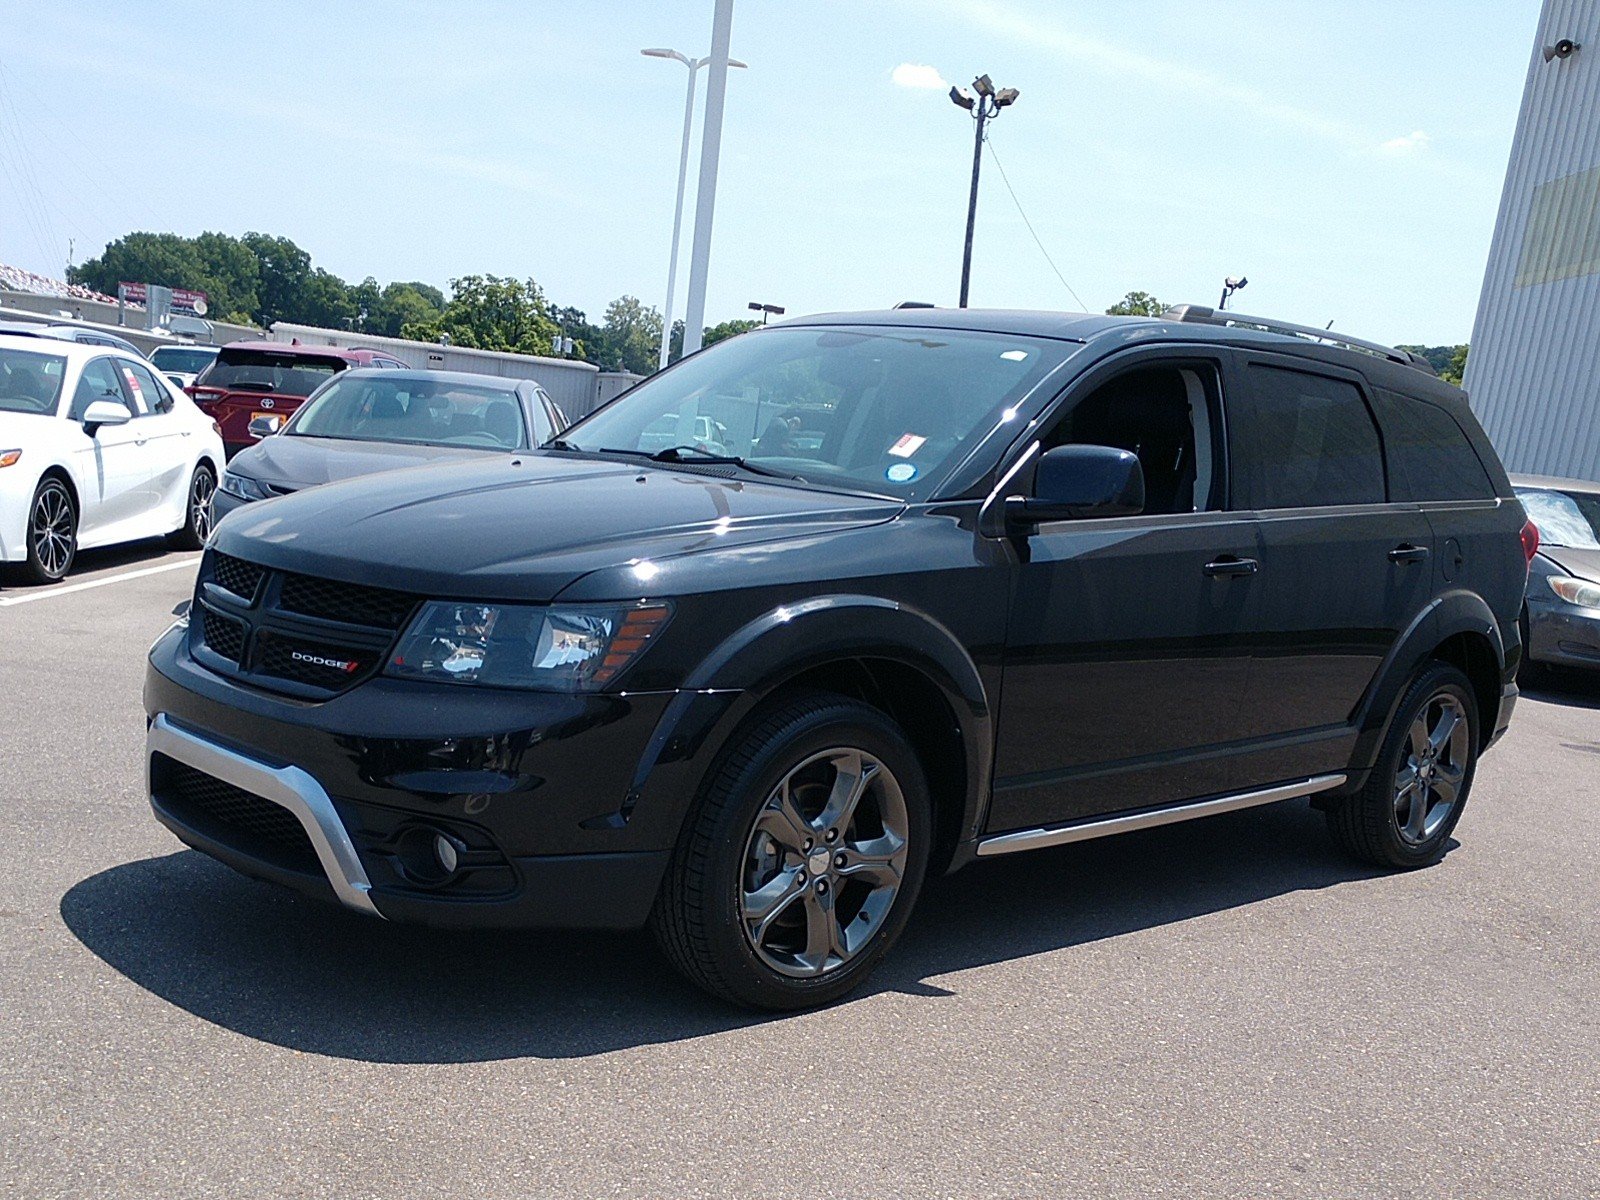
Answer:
[1230,366,1385,509]
[1373,390,1495,501]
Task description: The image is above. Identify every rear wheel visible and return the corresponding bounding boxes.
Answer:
[1326,662,1478,869]
[19,476,77,585]
[651,693,932,1010]
[168,462,216,550]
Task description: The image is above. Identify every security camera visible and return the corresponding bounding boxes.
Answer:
[1544,38,1580,62]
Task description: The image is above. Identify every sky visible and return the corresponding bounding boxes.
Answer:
[0,0,1543,346]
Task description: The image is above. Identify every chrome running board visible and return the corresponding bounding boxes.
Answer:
[147,712,384,918]
[976,773,1348,857]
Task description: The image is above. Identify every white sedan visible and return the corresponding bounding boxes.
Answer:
[0,332,225,584]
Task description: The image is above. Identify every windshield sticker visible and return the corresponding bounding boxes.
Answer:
[886,462,918,483]
[888,433,927,458]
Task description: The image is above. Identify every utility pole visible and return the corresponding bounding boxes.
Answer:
[680,0,736,358]
[950,75,1019,308]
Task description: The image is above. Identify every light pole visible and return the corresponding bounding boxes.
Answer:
[643,46,748,368]
[748,301,784,325]
[950,74,1019,308]
[1218,276,1248,309]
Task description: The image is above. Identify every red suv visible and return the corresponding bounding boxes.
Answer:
[189,341,408,455]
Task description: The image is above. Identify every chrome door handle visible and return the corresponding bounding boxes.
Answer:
[1203,556,1259,578]
[1388,544,1430,564]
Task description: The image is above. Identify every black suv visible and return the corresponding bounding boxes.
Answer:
[144,306,1533,1009]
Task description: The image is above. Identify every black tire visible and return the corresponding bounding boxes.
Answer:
[19,476,77,585]
[1326,662,1478,869]
[651,692,933,1010]
[168,461,217,550]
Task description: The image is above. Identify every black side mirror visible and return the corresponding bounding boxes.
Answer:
[1005,444,1145,530]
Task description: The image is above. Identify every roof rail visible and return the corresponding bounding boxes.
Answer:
[1161,304,1436,375]
[893,300,936,309]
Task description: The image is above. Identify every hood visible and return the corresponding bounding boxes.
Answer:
[230,433,497,490]
[212,451,902,602]
[1537,545,1600,583]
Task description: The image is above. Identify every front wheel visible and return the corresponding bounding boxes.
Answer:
[652,693,932,1010]
[19,476,77,584]
[168,462,216,550]
[1326,662,1478,869]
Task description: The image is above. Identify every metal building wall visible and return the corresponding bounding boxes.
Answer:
[1466,0,1600,483]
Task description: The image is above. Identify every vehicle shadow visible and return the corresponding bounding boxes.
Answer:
[1519,666,1600,711]
[0,537,184,594]
[61,800,1387,1063]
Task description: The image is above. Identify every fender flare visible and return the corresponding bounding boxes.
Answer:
[619,595,995,860]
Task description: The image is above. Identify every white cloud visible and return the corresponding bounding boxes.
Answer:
[891,63,949,90]
[1380,130,1432,155]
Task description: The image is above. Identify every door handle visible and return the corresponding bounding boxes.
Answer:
[1388,544,1430,564]
[1203,556,1259,578]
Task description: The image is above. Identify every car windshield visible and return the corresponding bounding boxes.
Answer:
[1518,487,1600,549]
[150,347,217,374]
[290,375,527,449]
[0,346,68,415]
[196,349,345,397]
[557,325,1073,496]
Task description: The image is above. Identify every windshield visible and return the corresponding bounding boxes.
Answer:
[558,325,1073,496]
[290,375,526,449]
[196,349,345,397]
[1518,487,1600,549]
[0,346,68,415]
[150,346,217,374]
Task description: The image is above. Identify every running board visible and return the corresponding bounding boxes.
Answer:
[975,774,1348,857]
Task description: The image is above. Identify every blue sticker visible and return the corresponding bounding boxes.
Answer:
[886,462,918,483]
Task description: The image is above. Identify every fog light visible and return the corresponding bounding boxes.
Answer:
[433,832,459,874]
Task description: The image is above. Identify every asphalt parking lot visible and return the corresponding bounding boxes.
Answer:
[2,545,1597,1200]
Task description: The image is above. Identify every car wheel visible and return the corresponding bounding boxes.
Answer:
[652,692,932,1010]
[1326,662,1478,869]
[169,462,216,550]
[19,476,77,585]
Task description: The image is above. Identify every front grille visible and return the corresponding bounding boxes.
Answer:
[279,572,416,630]
[191,550,417,698]
[201,609,246,664]
[152,755,320,875]
[255,630,372,688]
[211,552,264,600]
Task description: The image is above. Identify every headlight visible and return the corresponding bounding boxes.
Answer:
[386,601,671,691]
[1548,575,1600,609]
[219,469,272,502]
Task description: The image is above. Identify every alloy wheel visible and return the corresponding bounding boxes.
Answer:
[190,469,216,542]
[739,747,910,978]
[31,483,75,579]
[1394,692,1469,845]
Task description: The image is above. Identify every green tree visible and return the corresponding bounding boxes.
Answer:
[1442,344,1468,387]
[240,232,313,326]
[599,295,666,375]
[702,318,761,348]
[1105,290,1165,317]
[366,281,445,337]
[402,274,560,355]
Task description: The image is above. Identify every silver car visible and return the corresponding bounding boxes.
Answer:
[1514,474,1600,673]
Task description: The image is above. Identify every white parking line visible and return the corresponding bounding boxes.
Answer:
[0,556,201,607]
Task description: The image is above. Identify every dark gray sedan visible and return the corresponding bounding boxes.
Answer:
[1514,474,1600,673]
[214,368,566,520]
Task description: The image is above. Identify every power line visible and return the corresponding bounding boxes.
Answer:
[982,130,1089,312]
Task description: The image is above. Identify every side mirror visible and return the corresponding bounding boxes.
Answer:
[82,400,131,435]
[247,414,284,439]
[1005,444,1145,530]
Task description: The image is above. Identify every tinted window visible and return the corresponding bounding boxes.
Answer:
[196,349,345,397]
[150,346,217,374]
[1231,366,1384,509]
[1373,391,1495,501]
[0,346,67,415]
[70,358,129,420]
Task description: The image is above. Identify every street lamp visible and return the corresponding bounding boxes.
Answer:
[642,45,749,368]
[1219,276,1248,309]
[949,74,1019,308]
[748,301,785,324]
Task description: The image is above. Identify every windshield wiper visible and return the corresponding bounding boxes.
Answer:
[636,444,803,480]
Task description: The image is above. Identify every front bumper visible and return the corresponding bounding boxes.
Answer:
[1526,599,1600,671]
[145,622,693,928]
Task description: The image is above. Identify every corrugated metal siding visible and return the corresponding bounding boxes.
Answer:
[1466,0,1600,483]
[266,321,601,416]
